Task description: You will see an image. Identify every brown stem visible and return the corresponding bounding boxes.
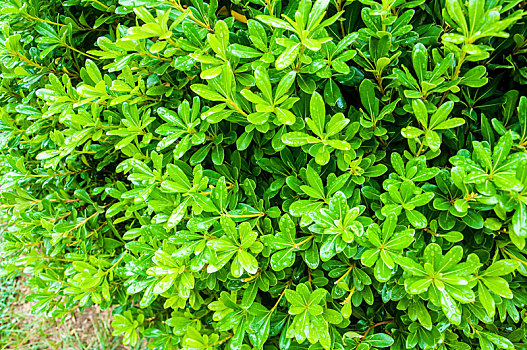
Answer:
[357,320,395,346]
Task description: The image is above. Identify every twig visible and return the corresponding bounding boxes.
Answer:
[357,320,395,347]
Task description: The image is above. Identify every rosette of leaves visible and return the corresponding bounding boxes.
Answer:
[380,179,434,229]
[284,283,342,348]
[358,214,415,282]
[397,244,480,325]
[282,91,352,165]
[309,191,369,261]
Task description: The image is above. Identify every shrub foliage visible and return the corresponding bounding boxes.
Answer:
[1,0,527,349]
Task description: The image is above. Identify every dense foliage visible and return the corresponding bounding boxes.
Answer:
[1,0,527,348]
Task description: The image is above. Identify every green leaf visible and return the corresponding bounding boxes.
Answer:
[282,132,317,146]
[412,43,428,82]
[275,71,297,101]
[238,250,258,275]
[428,101,454,129]
[248,112,270,126]
[325,113,349,137]
[229,44,262,58]
[191,193,219,213]
[434,118,465,130]
[408,278,432,294]
[492,132,512,166]
[359,79,379,118]
[401,126,424,138]
[484,260,518,276]
[326,139,350,150]
[425,131,441,151]
[412,99,428,127]
[365,333,394,348]
[166,164,191,191]
[255,66,273,102]
[310,92,326,137]
[271,248,295,271]
[478,281,495,318]
[307,0,331,30]
[275,44,300,70]
[446,0,468,34]
[236,131,253,151]
[191,84,225,101]
[482,276,513,298]
[85,59,102,83]
[481,332,514,350]
[323,79,340,106]
[275,108,297,125]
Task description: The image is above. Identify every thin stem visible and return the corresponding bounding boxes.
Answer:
[67,223,106,246]
[13,52,44,69]
[186,183,235,197]
[334,265,354,285]
[104,253,126,276]
[63,44,99,60]
[293,235,314,249]
[210,335,233,347]
[90,0,110,10]
[169,1,213,32]
[25,14,65,27]
[340,286,355,305]
[452,49,467,81]
[40,255,73,262]
[24,13,104,31]
[415,135,426,156]
[0,198,79,209]
[242,270,260,282]
[271,281,291,312]
[224,212,265,218]
[29,168,93,178]
[357,320,394,347]
[502,248,527,266]
[142,51,171,62]
[376,74,385,95]
[265,0,274,16]
[166,37,178,47]
[294,45,306,71]
[49,212,72,223]
[228,100,248,117]
[439,49,466,106]
[337,0,345,37]
[195,310,211,321]
[64,211,99,236]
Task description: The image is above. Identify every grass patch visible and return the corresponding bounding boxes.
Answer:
[0,276,136,350]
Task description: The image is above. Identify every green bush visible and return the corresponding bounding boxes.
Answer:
[1,0,527,348]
